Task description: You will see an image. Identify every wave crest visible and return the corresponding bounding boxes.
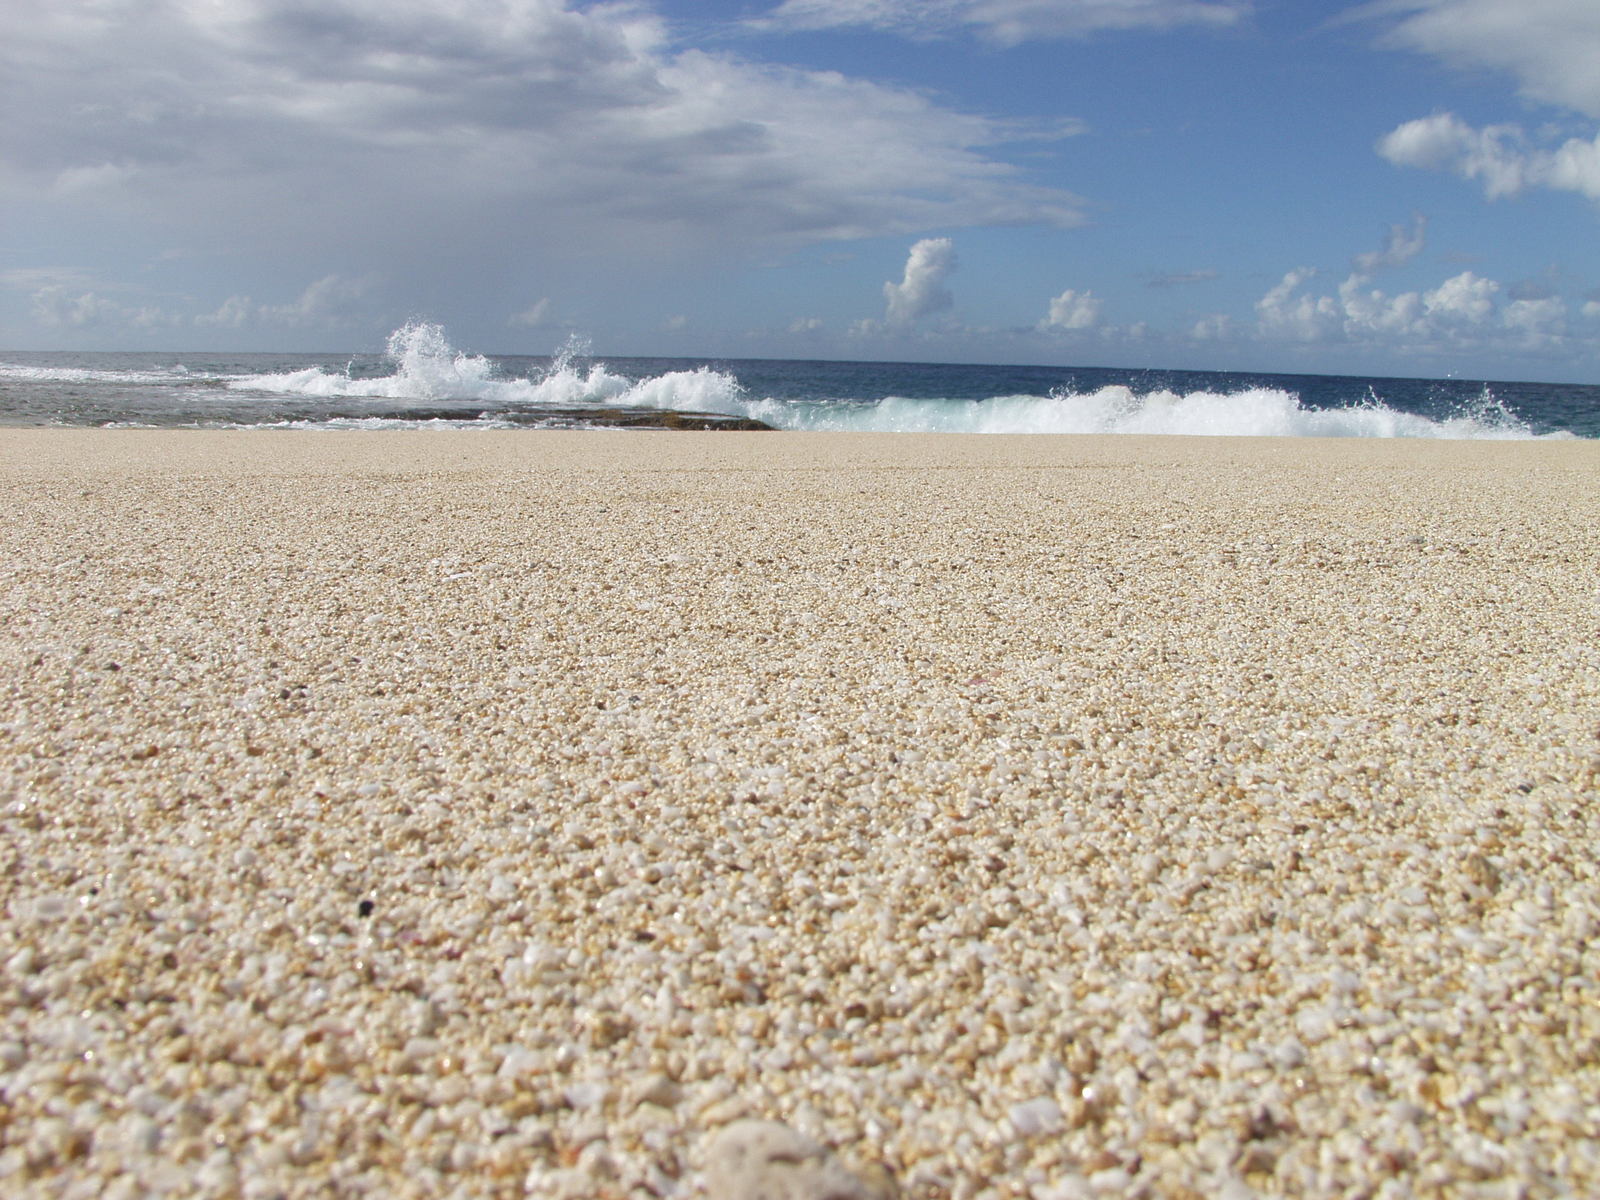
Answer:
[227,321,748,414]
[217,322,1556,439]
[731,384,1544,438]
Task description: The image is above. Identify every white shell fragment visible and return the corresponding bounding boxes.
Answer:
[704,1120,891,1200]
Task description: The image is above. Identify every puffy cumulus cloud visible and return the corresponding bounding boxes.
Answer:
[18,265,192,334]
[1374,4,1600,209]
[0,0,1086,260]
[1039,288,1103,331]
[1258,222,1465,345]
[31,286,180,331]
[1251,259,1584,356]
[753,0,1249,44]
[1378,114,1600,203]
[1267,219,1435,342]
[1337,276,1427,337]
[884,238,956,325]
[1502,295,1566,339]
[1423,271,1499,324]
[1378,0,1600,118]
[1255,269,1343,341]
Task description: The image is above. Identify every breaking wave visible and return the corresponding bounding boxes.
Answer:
[228,322,745,416]
[214,322,1558,438]
[0,363,207,386]
[743,384,1546,438]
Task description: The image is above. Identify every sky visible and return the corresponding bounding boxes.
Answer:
[4,0,1600,382]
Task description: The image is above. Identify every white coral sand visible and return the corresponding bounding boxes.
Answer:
[1,430,1598,1198]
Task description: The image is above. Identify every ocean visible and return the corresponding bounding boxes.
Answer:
[2,321,1596,439]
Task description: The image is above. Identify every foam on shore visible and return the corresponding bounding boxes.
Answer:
[2,430,1598,1196]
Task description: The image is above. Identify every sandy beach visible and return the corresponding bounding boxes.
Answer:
[2,428,1598,1198]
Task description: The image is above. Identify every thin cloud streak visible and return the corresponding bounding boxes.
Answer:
[753,0,1249,44]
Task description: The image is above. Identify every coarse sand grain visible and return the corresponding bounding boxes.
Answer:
[2,429,1598,1197]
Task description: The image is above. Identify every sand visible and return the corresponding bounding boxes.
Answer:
[2,428,1598,1198]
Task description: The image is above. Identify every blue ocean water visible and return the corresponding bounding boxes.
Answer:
[2,321,1596,438]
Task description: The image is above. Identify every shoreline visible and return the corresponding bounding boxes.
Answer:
[3,429,1598,1196]
[5,423,1600,466]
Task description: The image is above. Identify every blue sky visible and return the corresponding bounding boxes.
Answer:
[4,0,1599,381]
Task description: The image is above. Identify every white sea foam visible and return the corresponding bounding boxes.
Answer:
[227,323,742,416]
[739,385,1549,439]
[218,322,1555,439]
[252,417,529,432]
[0,363,199,385]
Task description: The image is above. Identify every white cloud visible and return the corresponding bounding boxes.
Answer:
[1254,266,1531,345]
[1502,295,1566,336]
[1583,300,1600,319]
[789,316,824,333]
[510,299,553,328]
[1337,276,1426,337]
[884,238,956,325]
[31,286,179,331]
[9,269,191,335]
[1245,259,1592,362]
[31,288,120,329]
[1377,113,1600,202]
[1378,0,1600,118]
[1374,5,1600,209]
[196,296,255,329]
[1310,218,1432,339]
[1,0,1086,265]
[1040,288,1103,331]
[754,0,1249,44]
[1548,133,1600,199]
[193,275,371,329]
[260,275,370,326]
[1190,313,1234,340]
[1256,269,1343,341]
[1424,271,1499,323]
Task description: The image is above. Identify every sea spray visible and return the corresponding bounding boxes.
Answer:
[734,385,1549,438]
[227,322,748,416]
[4,322,1587,436]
